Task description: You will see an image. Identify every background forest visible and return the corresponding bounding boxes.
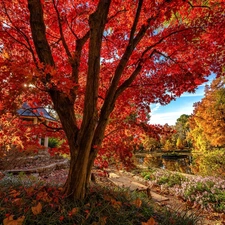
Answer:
[141,76,225,177]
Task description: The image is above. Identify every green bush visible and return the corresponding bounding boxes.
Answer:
[48,138,61,148]
[140,170,155,181]
[157,173,187,187]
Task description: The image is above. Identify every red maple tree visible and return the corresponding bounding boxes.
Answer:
[0,0,224,200]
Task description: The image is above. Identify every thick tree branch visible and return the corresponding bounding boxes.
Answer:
[70,31,90,101]
[72,31,90,83]
[52,0,90,101]
[105,13,158,102]
[28,0,79,144]
[93,15,157,150]
[28,0,54,67]
[97,15,155,128]
[81,0,111,132]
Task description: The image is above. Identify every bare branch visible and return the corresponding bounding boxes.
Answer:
[141,27,198,59]
[104,127,124,139]
[0,1,38,65]
[115,62,142,98]
[65,16,79,39]
[107,9,127,21]
[19,107,62,131]
[187,1,210,9]
[52,0,72,58]
[153,49,189,72]
[40,121,63,132]
[129,0,143,43]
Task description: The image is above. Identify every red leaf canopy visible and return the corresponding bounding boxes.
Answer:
[0,0,224,166]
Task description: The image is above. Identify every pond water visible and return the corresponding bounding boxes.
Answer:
[135,153,192,174]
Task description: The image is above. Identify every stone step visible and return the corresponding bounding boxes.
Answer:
[108,172,168,202]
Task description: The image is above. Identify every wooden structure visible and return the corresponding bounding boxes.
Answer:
[17,103,57,148]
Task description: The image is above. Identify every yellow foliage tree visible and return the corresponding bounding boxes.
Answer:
[189,77,225,149]
[176,137,184,150]
[189,77,225,176]
[164,140,174,151]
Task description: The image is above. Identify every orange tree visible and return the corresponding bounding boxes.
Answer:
[188,77,225,176]
[189,77,225,149]
[0,0,224,200]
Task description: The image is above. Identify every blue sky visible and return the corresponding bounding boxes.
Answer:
[149,75,215,125]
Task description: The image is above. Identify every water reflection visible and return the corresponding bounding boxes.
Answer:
[162,158,192,174]
[136,153,192,174]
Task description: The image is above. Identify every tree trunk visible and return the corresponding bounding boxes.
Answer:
[51,95,94,200]
[28,0,111,200]
[63,146,91,200]
[62,113,110,200]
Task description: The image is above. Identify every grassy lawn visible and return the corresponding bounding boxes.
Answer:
[0,173,201,225]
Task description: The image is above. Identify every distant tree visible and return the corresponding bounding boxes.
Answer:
[159,123,176,149]
[189,77,225,176]
[189,77,225,149]
[174,114,190,148]
[141,135,160,151]
[164,139,174,151]
[176,137,184,150]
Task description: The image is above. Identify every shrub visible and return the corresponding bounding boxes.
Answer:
[141,168,225,213]
[191,149,225,178]
[48,138,61,148]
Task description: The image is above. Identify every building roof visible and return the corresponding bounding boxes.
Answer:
[17,103,57,121]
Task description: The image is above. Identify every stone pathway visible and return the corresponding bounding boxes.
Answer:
[106,169,224,225]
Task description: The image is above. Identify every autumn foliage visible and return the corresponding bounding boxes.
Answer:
[0,0,225,199]
[189,77,225,149]
[188,77,225,176]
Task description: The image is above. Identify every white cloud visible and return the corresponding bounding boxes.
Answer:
[181,87,205,98]
[181,93,204,97]
[149,106,194,125]
[151,103,161,113]
[148,74,215,126]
